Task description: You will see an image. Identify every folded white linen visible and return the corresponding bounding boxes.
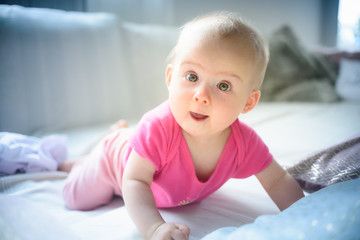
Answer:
[0,132,67,176]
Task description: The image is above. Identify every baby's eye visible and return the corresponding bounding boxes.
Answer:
[186,73,198,82]
[217,82,231,91]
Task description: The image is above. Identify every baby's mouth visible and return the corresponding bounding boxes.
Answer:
[190,111,209,121]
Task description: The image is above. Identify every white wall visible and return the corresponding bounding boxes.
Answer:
[170,0,322,48]
[87,0,325,49]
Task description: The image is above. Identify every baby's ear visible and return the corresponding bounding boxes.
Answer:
[242,90,261,114]
[165,64,173,87]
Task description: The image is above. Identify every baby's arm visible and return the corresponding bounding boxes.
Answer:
[256,160,304,211]
[122,150,190,240]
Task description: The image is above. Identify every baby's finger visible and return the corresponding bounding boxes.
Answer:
[171,228,189,240]
[176,224,190,237]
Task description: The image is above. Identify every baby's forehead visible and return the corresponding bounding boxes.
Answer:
[180,20,229,41]
[170,14,268,88]
[179,19,255,48]
[177,28,254,59]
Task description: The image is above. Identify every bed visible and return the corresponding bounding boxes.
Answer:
[1,5,360,240]
[1,101,359,240]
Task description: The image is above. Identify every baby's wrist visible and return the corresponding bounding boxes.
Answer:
[146,221,165,240]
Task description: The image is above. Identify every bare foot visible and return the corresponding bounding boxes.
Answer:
[58,156,87,173]
[58,159,76,173]
[109,119,128,133]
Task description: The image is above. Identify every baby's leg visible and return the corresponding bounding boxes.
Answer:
[62,121,128,211]
[62,144,113,210]
[59,120,128,173]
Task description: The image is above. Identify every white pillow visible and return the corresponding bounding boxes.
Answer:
[0,5,131,134]
[335,58,360,101]
[122,22,179,117]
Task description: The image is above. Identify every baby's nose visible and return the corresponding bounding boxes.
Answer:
[193,85,210,104]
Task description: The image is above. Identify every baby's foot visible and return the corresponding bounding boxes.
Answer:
[58,159,76,172]
[109,120,128,132]
[58,156,86,173]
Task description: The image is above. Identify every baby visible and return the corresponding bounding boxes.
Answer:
[61,12,304,240]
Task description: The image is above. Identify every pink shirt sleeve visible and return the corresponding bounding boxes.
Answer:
[232,121,273,178]
[128,101,178,172]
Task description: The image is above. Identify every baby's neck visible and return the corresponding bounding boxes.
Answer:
[182,127,232,182]
[182,127,231,147]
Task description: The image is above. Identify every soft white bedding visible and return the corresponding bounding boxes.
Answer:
[243,101,360,166]
[1,101,359,240]
[0,172,276,240]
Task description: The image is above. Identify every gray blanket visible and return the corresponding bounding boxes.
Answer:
[287,134,360,193]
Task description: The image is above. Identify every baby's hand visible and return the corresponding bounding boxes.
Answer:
[152,222,190,240]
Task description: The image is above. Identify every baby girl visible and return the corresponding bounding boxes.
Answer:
[61,12,304,240]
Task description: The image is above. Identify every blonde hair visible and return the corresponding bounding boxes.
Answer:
[168,12,269,88]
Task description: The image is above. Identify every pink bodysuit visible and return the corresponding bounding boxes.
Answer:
[63,101,273,210]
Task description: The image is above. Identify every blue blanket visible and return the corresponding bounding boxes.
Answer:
[203,179,360,240]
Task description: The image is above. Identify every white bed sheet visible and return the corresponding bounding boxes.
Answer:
[0,173,276,240]
[1,101,359,240]
[242,101,360,166]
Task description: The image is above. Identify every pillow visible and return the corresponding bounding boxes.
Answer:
[286,134,360,193]
[261,26,339,102]
[121,22,179,118]
[0,5,130,134]
[202,179,360,240]
[335,58,360,101]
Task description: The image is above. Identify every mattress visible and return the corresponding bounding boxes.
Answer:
[1,101,359,240]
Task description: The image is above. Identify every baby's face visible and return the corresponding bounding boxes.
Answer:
[166,31,260,139]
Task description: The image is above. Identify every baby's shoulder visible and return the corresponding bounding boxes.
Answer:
[141,101,171,121]
[135,101,180,141]
[232,119,256,137]
[231,119,267,151]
